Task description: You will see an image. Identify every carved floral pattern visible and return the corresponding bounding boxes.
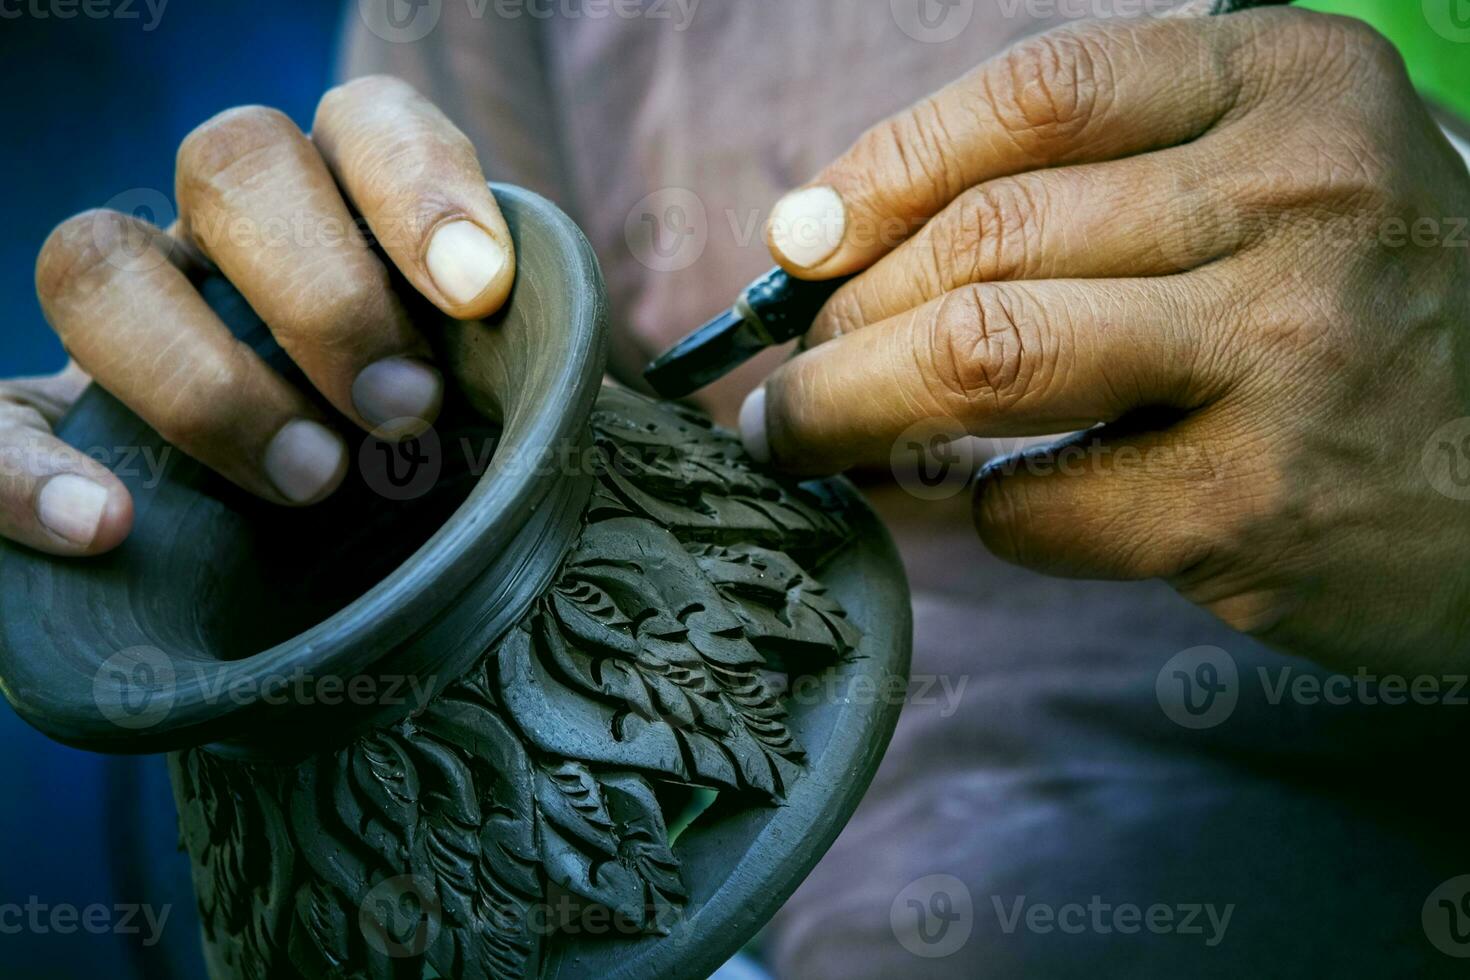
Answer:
[170,388,861,979]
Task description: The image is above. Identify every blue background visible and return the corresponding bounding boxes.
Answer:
[0,4,340,977]
[0,1,343,375]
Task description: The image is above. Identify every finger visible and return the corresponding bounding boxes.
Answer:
[765,13,1263,277]
[0,368,132,556]
[809,146,1246,344]
[36,210,348,506]
[312,75,515,320]
[971,416,1227,581]
[176,105,441,435]
[742,276,1228,476]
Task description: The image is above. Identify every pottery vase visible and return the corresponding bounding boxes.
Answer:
[0,185,912,980]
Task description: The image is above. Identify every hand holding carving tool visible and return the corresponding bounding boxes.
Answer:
[642,0,1294,400]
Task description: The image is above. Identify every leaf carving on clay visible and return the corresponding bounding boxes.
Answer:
[170,388,862,979]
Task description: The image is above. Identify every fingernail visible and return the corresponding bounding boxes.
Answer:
[740,386,771,465]
[426,220,507,307]
[353,357,443,434]
[37,474,109,546]
[264,420,347,504]
[769,186,846,270]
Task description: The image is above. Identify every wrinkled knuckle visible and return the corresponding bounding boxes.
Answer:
[37,211,103,306]
[177,105,301,201]
[993,28,1109,147]
[36,209,140,314]
[926,287,1032,415]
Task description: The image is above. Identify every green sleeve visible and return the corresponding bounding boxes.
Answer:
[1297,0,1470,119]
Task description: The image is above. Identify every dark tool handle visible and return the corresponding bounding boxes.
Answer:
[741,268,852,344]
[641,268,852,398]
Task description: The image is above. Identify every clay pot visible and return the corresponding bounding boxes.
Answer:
[0,185,911,979]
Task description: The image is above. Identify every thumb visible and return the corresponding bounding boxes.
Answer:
[0,363,133,556]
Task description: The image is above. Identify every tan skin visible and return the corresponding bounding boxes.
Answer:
[6,75,516,552]
[5,10,1470,674]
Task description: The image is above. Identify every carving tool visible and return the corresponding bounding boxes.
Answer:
[643,268,850,398]
[642,0,1294,400]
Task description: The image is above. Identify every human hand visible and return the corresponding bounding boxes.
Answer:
[1,76,513,558]
[743,10,1470,671]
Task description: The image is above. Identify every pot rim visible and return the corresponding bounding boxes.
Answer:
[0,184,609,754]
